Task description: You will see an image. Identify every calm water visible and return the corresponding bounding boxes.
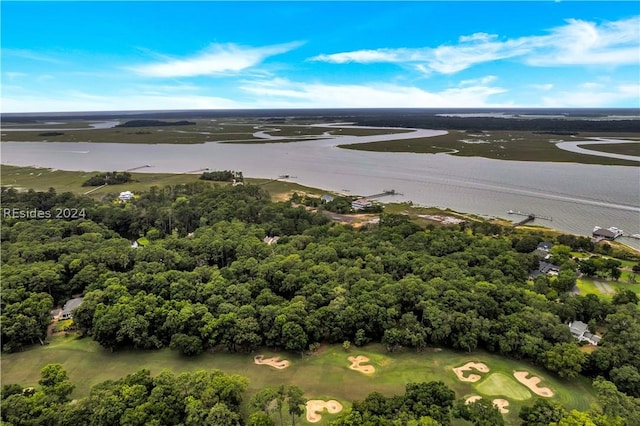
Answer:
[2,132,639,249]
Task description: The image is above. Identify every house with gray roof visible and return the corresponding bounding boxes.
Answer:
[568,320,601,345]
[60,297,84,320]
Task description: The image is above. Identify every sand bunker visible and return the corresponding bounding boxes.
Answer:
[465,395,482,405]
[492,399,510,414]
[513,371,554,397]
[254,355,290,369]
[348,355,375,374]
[453,362,490,382]
[306,400,343,423]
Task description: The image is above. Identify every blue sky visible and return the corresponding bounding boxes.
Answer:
[1,1,639,112]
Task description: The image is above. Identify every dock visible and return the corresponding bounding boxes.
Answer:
[125,164,152,172]
[365,189,402,199]
[507,210,553,226]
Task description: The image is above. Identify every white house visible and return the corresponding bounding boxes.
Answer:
[119,191,134,202]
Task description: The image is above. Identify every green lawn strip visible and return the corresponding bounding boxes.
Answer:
[577,276,640,298]
[1,165,212,196]
[0,165,328,203]
[0,339,596,426]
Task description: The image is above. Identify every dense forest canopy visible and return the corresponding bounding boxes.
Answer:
[1,182,639,425]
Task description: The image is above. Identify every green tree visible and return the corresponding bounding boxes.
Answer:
[519,398,568,426]
[286,386,306,426]
[543,343,585,378]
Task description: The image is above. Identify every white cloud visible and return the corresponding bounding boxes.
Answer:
[311,16,640,73]
[1,92,245,113]
[4,72,27,80]
[1,48,65,64]
[459,75,498,87]
[526,17,640,66]
[459,33,498,43]
[310,49,410,64]
[530,83,554,91]
[128,42,302,78]
[541,83,640,107]
[239,78,509,108]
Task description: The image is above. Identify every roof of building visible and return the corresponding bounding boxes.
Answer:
[263,236,280,245]
[321,194,334,202]
[352,198,372,205]
[569,320,588,336]
[593,228,615,238]
[539,261,560,274]
[61,297,84,317]
[537,242,553,251]
[583,332,601,343]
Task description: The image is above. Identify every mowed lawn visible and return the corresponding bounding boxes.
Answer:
[1,337,597,425]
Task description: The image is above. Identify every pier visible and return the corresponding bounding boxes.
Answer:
[364,189,402,199]
[507,210,553,226]
[125,164,152,172]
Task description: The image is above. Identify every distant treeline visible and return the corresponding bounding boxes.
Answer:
[82,171,133,187]
[115,120,196,128]
[346,115,640,133]
[199,170,243,182]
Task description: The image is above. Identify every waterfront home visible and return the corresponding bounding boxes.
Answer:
[592,226,623,240]
[351,198,373,211]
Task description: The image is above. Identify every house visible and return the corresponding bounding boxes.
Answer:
[568,320,601,345]
[533,242,553,259]
[351,198,372,211]
[592,226,623,240]
[60,297,84,320]
[263,236,280,245]
[321,194,334,203]
[539,261,560,276]
[50,308,61,319]
[119,191,134,202]
[537,242,553,252]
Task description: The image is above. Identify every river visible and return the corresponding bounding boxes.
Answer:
[1,126,639,249]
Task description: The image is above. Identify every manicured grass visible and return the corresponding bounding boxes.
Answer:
[576,276,640,299]
[476,373,531,401]
[0,338,597,425]
[338,130,639,166]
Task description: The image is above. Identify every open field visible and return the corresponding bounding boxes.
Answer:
[0,338,597,425]
[576,276,640,299]
[0,165,326,202]
[337,130,639,166]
